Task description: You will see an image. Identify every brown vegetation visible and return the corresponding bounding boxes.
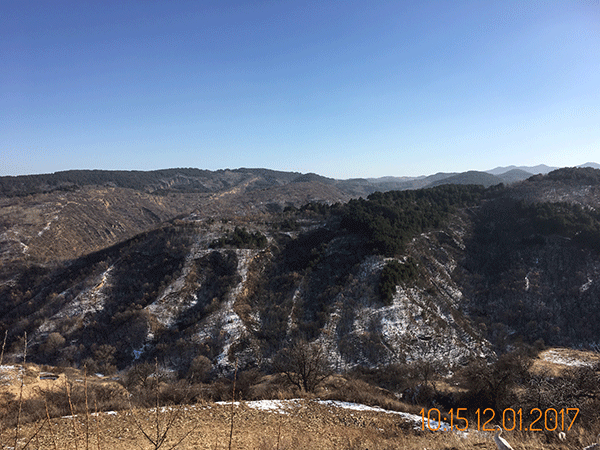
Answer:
[2,346,600,449]
[2,168,600,448]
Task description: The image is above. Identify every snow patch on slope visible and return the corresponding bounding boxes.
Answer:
[209,249,257,369]
[36,265,114,338]
[542,349,597,367]
[580,277,593,293]
[146,238,207,328]
[318,218,491,369]
[214,398,454,432]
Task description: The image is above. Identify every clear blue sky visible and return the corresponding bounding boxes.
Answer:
[1,1,599,178]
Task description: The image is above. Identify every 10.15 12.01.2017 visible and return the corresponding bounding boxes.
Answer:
[419,407,579,432]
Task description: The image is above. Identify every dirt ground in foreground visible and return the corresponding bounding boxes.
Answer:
[1,359,597,449]
[3,400,589,450]
[5,400,413,450]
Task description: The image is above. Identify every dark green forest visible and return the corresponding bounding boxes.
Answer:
[339,184,491,256]
[464,197,600,349]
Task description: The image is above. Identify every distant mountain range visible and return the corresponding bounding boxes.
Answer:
[486,164,557,175]
[486,162,600,176]
[363,162,600,190]
[2,163,598,200]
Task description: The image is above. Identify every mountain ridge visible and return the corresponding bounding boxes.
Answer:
[2,167,600,378]
[3,162,598,198]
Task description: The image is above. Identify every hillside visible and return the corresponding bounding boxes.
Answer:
[426,170,503,188]
[1,352,598,449]
[487,164,557,175]
[496,168,533,184]
[1,169,600,376]
[2,167,600,445]
[0,165,541,265]
[0,168,304,197]
[0,179,351,264]
[0,167,376,199]
[0,166,525,204]
[0,185,493,374]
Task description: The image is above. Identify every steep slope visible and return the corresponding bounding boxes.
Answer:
[459,170,600,349]
[509,167,600,207]
[0,179,350,265]
[2,168,600,380]
[0,186,493,374]
[0,186,194,264]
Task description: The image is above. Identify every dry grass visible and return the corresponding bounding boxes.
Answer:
[1,352,599,450]
[319,375,420,415]
[6,399,591,450]
[531,348,600,376]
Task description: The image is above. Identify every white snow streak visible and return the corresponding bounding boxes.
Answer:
[543,349,596,367]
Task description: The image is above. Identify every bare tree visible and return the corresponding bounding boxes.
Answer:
[457,350,532,412]
[273,339,332,393]
[187,355,212,383]
[127,360,196,450]
[125,362,156,391]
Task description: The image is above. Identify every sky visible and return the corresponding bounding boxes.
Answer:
[1,1,599,179]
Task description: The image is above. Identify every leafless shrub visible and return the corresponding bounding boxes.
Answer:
[13,332,27,450]
[40,332,66,358]
[44,396,59,450]
[0,330,7,366]
[235,367,264,400]
[272,339,332,393]
[323,377,419,414]
[247,374,295,400]
[158,379,197,405]
[454,349,532,413]
[187,355,212,383]
[202,379,232,402]
[0,332,50,450]
[125,361,156,390]
[0,397,46,428]
[228,360,238,450]
[521,362,600,429]
[127,360,197,450]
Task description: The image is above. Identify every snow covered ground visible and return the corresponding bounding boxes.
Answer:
[214,398,453,432]
[0,365,17,384]
[542,349,598,367]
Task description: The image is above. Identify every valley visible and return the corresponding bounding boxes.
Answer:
[1,166,600,447]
